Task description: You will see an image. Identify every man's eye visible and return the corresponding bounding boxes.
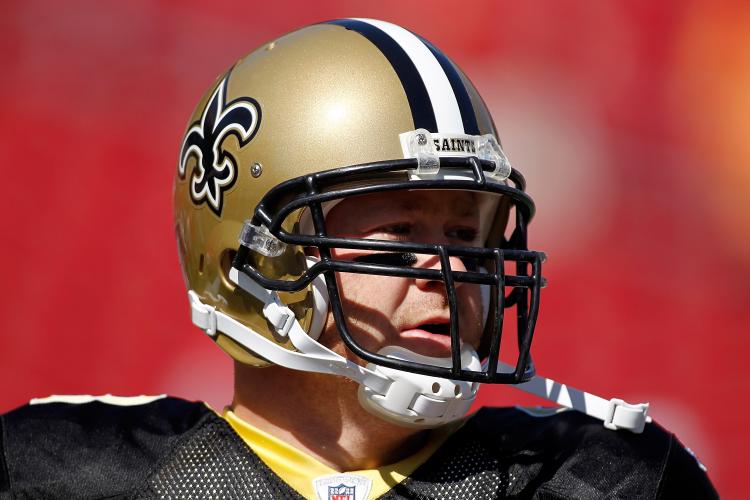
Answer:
[382,223,411,235]
[369,223,411,239]
[448,227,479,242]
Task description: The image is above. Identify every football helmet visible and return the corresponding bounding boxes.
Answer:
[175,19,549,427]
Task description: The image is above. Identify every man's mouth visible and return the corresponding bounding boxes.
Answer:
[417,323,451,336]
[399,321,456,357]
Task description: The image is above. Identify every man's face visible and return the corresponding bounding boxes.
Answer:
[319,189,487,360]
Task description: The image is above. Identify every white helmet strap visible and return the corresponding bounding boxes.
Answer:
[305,257,330,341]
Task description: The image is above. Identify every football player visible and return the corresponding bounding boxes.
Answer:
[0,19,717,499]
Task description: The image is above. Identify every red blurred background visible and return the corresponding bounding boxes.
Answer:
[1,1,747,496]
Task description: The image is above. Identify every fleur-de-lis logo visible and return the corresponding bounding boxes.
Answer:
[178,75,261,216]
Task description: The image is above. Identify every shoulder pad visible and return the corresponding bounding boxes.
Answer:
[1,395,214,497]
[28,393,167,406]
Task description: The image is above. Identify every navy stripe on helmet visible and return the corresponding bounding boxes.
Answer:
[326,19,438,132]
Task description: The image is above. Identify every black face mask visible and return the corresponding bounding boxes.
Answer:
[353,252,418,266]
[354,252,479,272]
[234,157,545,384]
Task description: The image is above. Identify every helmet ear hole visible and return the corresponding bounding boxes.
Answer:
[219,249,238,292]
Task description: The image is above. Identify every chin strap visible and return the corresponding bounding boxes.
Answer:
[500,362,652,433]
[188,270,478,428]
[189,268,651,433]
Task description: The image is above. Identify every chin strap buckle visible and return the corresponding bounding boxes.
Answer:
[262,299,295,337]
[603,398,651,433]
[188,291,218,337]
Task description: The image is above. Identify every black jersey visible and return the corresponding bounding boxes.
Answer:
[0,396,717,499]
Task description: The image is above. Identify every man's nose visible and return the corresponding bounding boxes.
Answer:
[413,253,468,291]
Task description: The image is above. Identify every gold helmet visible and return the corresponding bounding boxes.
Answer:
[174,19,545,427]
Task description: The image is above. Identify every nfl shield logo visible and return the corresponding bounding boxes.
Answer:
[328,483,355,500]
[313,473,372,500]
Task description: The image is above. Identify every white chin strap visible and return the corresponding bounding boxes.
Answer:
[358,345,482,428]
[187,266,650,432]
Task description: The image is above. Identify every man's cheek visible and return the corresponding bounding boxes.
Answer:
[460,288,485,344]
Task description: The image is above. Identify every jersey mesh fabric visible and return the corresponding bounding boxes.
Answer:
[382,438,516,499]
[137,415,303,499]
[2,397,716,499]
